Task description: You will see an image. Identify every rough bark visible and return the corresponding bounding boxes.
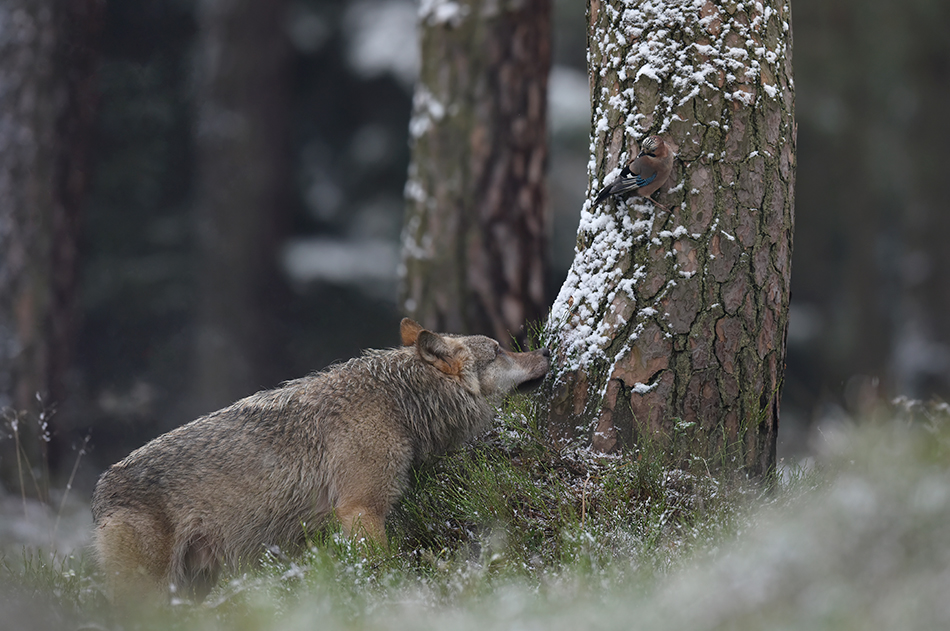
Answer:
[0,0,58,414]
[0,0,102,485]
[401,0,551,347]
[192,0,290,413]
[547,0,795,478]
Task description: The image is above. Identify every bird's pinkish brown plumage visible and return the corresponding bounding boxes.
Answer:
[594,136,674,209]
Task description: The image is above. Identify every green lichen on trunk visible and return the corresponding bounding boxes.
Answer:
[547,0,795,478]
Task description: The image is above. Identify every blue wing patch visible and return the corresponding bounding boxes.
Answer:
[634,172,657,188]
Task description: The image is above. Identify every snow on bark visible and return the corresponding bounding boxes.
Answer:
[547,0,794,476]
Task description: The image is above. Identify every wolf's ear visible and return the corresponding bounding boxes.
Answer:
[416,330,463,377]
[400,318,425,346]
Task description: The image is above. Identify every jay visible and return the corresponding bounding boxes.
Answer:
[594,136,674,209]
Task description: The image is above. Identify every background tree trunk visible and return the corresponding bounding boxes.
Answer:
[0,0,101,486]
[48,0,103,473]
[546,0,795,478]
[192,0,290,413]
[401,0,551,347]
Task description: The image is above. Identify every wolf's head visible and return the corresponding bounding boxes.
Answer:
[400,318,550,401]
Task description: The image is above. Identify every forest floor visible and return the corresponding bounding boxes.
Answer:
[2,396,950,630]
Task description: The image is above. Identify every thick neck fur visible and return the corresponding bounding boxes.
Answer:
[272,347,495,464]
[350,347,495,461]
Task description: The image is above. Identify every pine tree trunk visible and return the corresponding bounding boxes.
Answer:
[192,0,290,413]
[547,0,795,478]
[0,0,101,485]
[48,0,102,469]
[401,0,551,346]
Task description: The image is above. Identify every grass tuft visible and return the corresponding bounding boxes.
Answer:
[11,396,950,629]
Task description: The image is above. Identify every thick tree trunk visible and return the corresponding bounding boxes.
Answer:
[0,0,101,486]
[192,0,290,413]
[0,0,58,415]
[547,0,795,478]
[48,0,103,472]
[401,0,551,347]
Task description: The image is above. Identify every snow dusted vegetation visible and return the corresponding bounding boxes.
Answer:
[4,402,950,629]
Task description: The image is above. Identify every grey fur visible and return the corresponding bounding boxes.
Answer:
[91,318,549,603]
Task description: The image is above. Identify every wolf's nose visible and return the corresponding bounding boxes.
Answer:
[541,348,551,357]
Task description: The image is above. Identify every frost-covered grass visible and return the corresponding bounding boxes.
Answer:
[5,399,950,630]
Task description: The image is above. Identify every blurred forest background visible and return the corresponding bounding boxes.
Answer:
[0,0,948,495]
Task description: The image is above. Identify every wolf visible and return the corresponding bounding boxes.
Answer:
[91,318,550,603]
